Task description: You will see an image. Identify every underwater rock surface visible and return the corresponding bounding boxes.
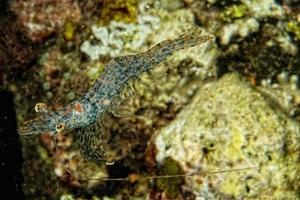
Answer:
[154,73,300,199]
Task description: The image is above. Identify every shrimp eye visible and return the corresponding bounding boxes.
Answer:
[35,103,48,113]
[55,123,66,133]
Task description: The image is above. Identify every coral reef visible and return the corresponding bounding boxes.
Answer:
[3,0,300,199]
[154,73,300,199]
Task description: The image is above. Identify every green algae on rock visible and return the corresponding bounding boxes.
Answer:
[286,21,300,41]
[154,73,300,199]
[155,157,185,199]
[99,0,138,25]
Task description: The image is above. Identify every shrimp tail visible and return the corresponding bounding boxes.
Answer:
[146,26,214,66]
[175,26,214,50]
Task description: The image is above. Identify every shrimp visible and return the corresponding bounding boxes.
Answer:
[19,27,214,136]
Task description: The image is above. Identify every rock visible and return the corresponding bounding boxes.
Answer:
[11,0,81,43]
[154,73,300,199]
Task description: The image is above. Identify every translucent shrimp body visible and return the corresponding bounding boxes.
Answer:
[20,27,213,136]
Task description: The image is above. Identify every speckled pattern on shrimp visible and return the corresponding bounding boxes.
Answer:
[20,27,213,136]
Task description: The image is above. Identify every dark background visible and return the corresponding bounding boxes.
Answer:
[0,90,25,200]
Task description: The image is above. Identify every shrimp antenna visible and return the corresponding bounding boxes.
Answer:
[77,166,259,182]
